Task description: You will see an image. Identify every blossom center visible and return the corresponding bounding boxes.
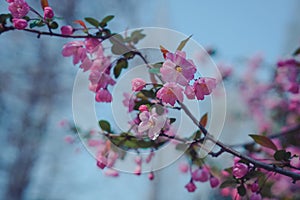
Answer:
[175,65,182,72]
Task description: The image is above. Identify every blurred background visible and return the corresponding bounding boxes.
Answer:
[0,0,300,199]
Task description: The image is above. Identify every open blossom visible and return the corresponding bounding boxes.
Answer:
[62,41,87,65]
[250,193,262,200]
[95,89,112,102]
[160,51,197,86]
[12,18,27,30]
[233,163,248,179]
[85,38,101,53]
[193,77,217,100]
[185,181,197,192]
[156,82,184,106]
[122,92,135,112]
[184,85,195,99]
[61,25,74,35]
[8,0,30,18]
[43,6,54,19]
[138,108,166,140]
[132,78,146,92]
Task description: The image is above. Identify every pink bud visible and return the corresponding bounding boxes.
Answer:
[104,169,119,177]
[179,162,189,173]
[61,25,74,35]
[250,193,262,200]
[64,135,74,144]
[96,156,107,169]
[192,168,209,182]
[138,105,148,112]
[12,18,27,30]
[44,6,54,19]
[233,163,248,179]
[148,172,154,180]
[132,78,146,92]
[209,177,220,188]
[185,181,197,192]
[145,152,155,163]
[134,156,142,165]
[134,165,141,176]
[251,182,259,192]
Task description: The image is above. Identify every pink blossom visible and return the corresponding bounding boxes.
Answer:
[8,0,30,18]
[62,41,87,65]
[12,18,27,30]
[89,70,115,89]
[184,85,195,99]
[209,177,220,188]
[160,51,196,86]
[251,182,259,192]
[145,151,155,163]
[80,57,93,72]
[64,135,74,144]
[192,168,209,182]
[95,89,112,102]
[193,77,217,100]
[134,156,142,165]
[148,172,154,180]
[134,165,141,176]
[250,193,262,200]
[138,108,166,140]
[122,92,135,112]
[85,38,101,53]
[6,0,14,3]
[131,78,146,92]
[156,82,184,106]
[104,169,119,177]
[179,162,189,173]
[87,139,102,147]
[43,6,54,19]
[138,105,148,112]
[107,152,118,168]
[185,181,197,192]
[61,25,74,35]
[232,163,248,179]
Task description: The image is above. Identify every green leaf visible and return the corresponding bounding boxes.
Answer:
[199,113,208,127]
[249,134,278,151]
[169,118,176,124]
[220,179,237,188]
[113,58,128,78]
[176,35,192,51]
[29,20,44,29]
[140,90,155,98]
[130,29,146,44]
[237,185,246,196]
[149,68,160,74]
[99,15,114,27]
[98,120,111,132]
[84,17,99,27]
[293,47,300,56]
[274,149,292,161]
[245,170,265,179]
[0,14,12,25]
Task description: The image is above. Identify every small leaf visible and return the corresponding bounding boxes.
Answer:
[99,15,114,27]
[199,113,208,127]
[237,185,246,196]
[220,179,237,188]
[169,118,176,124]
[49,21,58,29]
[293,47,300,56]
[130,29,146,44]
[176,35,192,51]
[249,134,278,151]
[160,45,169,59]
[74,20,87,30]
[84,17,99,27]
[98,120,111,132]
[140,90,155,98]
[40,0,49,9]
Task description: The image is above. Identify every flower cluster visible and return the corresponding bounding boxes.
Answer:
[62,38,115,102]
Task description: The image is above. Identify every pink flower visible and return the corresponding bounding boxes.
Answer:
[184,85,195,99]
[61,25,74,35]
[85,38,101,53]
[138,105,148,112]
[80,57,93,72]
[96,156,107,169]
[122,92,135,112]
[193,77,217,100]
[132,78,146,92]
[62,41,87,65]
[209,177,220,188]
[43,6,54,19]
[95,89,112,102]
[160,51,197,86]
[8,0,30,18]
[12,18,27,30]
[138,108,166,140]
[64,135,74,144]
[185,181,197,192]
[145,151,155,163]
[104,169,119,177]
[233,163,248,179]
[6,0,14,3]
[250,193,262,200]
[251,182,259,192]
[134,165,141,176]
[156,82,184,106]
[192,168,209,182]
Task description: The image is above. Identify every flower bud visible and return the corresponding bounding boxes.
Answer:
[44,6,54,19]
[185,181,197,192]
[132,78,146,92]
[61,25,74,35]
[12,18,27,30]
[233,163,248,179]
